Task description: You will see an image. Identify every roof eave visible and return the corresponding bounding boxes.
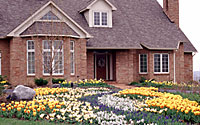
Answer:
[87,47,143,50]
[79,0,117,13]
[7,1,92,39]
[140,43,176,50]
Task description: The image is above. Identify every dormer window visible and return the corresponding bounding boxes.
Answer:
[93,12,108,27]
[80,0,117,28]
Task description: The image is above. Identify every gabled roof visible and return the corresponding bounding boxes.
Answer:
[79,0,117,13]
[0,0,197,52]
[7,1,92,38]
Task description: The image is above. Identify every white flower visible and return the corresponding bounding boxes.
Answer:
[56,115,61,119]
[40,114,45,119]
[62,116,66,120]
[46,115,49,120]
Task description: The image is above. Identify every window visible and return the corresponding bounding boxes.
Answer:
[40,11,59,20]
[93,12,108,26]
[43,40,63,75]
[102,12,108,25]
[70,41,75,75]
[139,54,148,73]
[27,40,35,75]
[154,54,169,73]
[94,12,100,25]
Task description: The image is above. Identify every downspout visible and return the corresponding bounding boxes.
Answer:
[174,51,176,83]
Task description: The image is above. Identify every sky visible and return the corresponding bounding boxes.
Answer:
[157,0,200,71]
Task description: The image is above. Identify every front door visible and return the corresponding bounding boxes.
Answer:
[96,54,107,80]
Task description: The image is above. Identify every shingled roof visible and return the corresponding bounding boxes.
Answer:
[0,0,197,52]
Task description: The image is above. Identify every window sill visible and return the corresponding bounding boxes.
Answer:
[70,73,75,76]
[43,74,64,77]
[92,25,111,28]
[139,73,148,75]
[154,73,169,75]
[27,74,35,77]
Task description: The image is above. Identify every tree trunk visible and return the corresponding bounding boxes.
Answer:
[49,71,53,86]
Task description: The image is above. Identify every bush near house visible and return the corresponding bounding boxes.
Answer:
[130,78,200,91]
[60,79,115,88]
[52,78,65,84]
[0,75,9,95]
[34,78,48,86]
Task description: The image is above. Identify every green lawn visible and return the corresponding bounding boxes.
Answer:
[0,117,65,125]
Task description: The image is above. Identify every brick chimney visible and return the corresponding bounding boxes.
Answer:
[163,0,179,27]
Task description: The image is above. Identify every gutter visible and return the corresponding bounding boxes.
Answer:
[0,36,7,39]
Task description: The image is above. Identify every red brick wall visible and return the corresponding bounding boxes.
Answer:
[0,39,10,80]
[115,49,175,84]
[7,36,193,86]
[175,43,185,83]
[163,0,179,27]
[10,37,27,86]
[115,50,137,84]
[9,37,87,86]
[87,50,94,79]
[184,53,193,82]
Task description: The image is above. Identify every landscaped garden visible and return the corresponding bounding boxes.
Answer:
[0,78,199,124]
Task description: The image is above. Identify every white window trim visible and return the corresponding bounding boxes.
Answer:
[153,53,170,74]
[70,40,75,76]
[27,40,35,76]
[93,11,108,27]
[42,40,64,76]
[139,54,148,74]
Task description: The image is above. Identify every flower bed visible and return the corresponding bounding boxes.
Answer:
[0,85,199,124]
[118,87,200,123]
[130,80,200,90]
[60,79,115,88]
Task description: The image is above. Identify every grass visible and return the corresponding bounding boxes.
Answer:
[0,117,65,125]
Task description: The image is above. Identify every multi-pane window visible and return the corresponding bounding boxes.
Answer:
[40,11,59,20]
[162,54,169,72]
[94,12,100,25]
[70,41,75,75]
[139,54,148,73]
[94,12,108,26]
[102,12,108,25]
[27,40,35,75]
[154,54,169,73]
[43,40,63,75]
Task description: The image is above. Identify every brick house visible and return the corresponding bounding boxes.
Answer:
[0,0,197,86]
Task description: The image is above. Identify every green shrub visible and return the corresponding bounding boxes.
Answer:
[0,75,10,85]
[129,81,139,86]
[139,77,147,83]
[52,78,65,84]
[34,78,48,86]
